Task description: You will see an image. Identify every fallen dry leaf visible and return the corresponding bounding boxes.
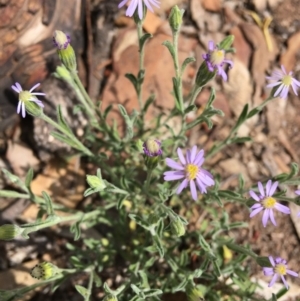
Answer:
[280,31,300,72]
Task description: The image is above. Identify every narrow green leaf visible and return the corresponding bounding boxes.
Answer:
[143,94,155,113]
[57,105,72,133]
[162,41,176,61]
[103,104,113,120]
[184,105,196,114]
[2,169,28,192]
[172,278,189,292]
[142,289,163,297]
[25,168,34,188]
[75,285,88,298]
[230,137,252,144]
[0,190,28,198]
[234,104,248,130]
[181,57,196,74]
[129,214,149,230]
[139,33,152,52]
[42,191,55,216]
[152,235,164,257]
[206,88,216,107]
[125,73,138,90]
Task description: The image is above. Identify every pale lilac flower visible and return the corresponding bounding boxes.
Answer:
[295,190,300,217]
[118,0,160,20]
[163,146,214,201]
[53,30,71,50]
[202,40,234,81]
[11,82,45,118]
[143,139,162,157]
[266,65,300,99]
[263,256,298,289]
[249,180,290,227]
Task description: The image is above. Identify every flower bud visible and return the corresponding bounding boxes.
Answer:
[31,262,58,280]
[170,217,185,237]
[24,96,43,117]
[86,175,106,190]
[143,139,162,157]
[195,61,216,87]
[169,6,184,33]
[0,224,22,240]
[53,30,77,72]
[219,35,235,51]
[186,283,205,301]
[54,65,73,84]
[103,294,118,301]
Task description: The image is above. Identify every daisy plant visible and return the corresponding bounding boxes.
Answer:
[2,3,300,301]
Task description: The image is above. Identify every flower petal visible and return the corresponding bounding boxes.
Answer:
[176,178,188,194]
[165,158,184,170]
[262,209,270,227]
[177,148,186,165]
[189,180,197,201]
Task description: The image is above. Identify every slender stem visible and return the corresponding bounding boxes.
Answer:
[145,169,153,190]
[71,71,98,122]
[207,96,275,159]
[85,268,95,301]
[41,113,94,157]
[21,210,102,235]
[173,31,184,112]
[189,85,202,106]
[137,21,145,111]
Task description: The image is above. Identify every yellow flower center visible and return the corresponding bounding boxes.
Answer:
[282,75,292,86]
[262,197,276,209]
[19,91,31,103]
[211,50,225,65]
[275,263,286,276]
[185,164,199,180]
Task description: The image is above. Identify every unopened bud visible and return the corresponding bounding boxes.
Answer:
[195,61,216,87]
[86,175,106,190]
[53,30,77,71]
[186,283,205,301]
[31,262,58,280]
[169,6,184,33]
[143,139,162,157]
[219,35,234,51]
[54,65,73,83]
[170,218,185,237]
[24,97,43,117]
[0,224,22,240]
[103,294,118,301]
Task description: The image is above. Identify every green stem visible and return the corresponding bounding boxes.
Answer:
[41,113,94,157]
[207,96,275,159]
[173,31,184,112]
[137,21,145,111]
[21,209,102,236]
[71,71,98,122]
[189,85,202,106]
[85,268,95,301]
[145,169,153,190]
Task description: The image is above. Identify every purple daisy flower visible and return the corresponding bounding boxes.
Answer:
[143,138,162,157]
[11,82,45,118]
[249,180,290,227]
[163,146,214,201]
[118,0,160,20]
[266,65,300,99]
[53,30,71,50]
[263,256,298,289]
[202,40,234,81]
